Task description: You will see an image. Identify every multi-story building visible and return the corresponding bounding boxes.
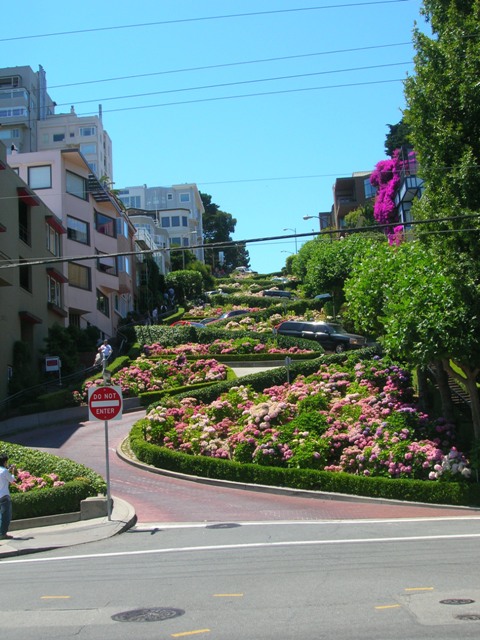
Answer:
[0,141,67,400]
[116,183,205,264]
[0,65,113,181]
[8,148,134,340]
[127,210,171,276]
[332,171,375,228]
[394,149,424,227]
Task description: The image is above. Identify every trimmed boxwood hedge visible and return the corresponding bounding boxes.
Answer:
[131,345,480,507]
[129,420,480,507]
[11,480,98,520]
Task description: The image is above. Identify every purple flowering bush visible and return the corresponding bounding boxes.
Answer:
[10,471,65,494]
[143,358,471,481]
[78,355,228,400]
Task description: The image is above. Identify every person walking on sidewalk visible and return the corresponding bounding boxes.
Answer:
[0,453,17,540]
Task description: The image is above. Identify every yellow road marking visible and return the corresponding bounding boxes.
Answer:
[404,587,434,591]
[40,596,71,599]
[375,604,401,610]
[171,630,210,637]
[213,593,244,597]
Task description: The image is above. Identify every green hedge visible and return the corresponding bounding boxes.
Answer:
[129,420,480,507]
[11,480,98,520]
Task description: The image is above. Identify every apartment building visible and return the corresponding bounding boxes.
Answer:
[8,148,134,341]
[117,183,205,264]
[332,171,375,228]
[0,65,113,181]
[0,142,67,400]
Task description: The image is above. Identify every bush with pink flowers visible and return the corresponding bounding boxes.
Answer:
[78,355,228,401]
[142,357,471,482]
[144,337,314,357]
[10,470,65,494]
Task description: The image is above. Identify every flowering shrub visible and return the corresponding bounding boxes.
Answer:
[77,355,228,401]
[142,358,471,481]
[144,337,314,357]
[10,470,65,494]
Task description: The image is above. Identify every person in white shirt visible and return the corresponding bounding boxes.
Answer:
[94,340,113,367]
[0,453,17,540]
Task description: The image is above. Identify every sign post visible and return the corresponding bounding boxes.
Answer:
[88,385,123,520]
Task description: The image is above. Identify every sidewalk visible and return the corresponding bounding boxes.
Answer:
[0,496,136,559]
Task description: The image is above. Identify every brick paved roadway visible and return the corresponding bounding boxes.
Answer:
[7,409,477,523]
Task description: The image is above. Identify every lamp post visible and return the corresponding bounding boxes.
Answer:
[283,227,297,253]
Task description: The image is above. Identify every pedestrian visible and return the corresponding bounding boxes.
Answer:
[152,307,158,324]
[94,339,112,366]
[0,453,17,541]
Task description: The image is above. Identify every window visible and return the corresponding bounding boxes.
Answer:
[79,126,96,136]
[179,193,190,203]
[88,162,97,174]
[0,128,19,140]
[80,143,97,154]
[171,237,181,247]
[171,216,180,227]
[97,289,110,317]
[96,251,117,275]
[28,165,52,189]
[48,275,62,306]
[116,217,128,237]
[19,201,31,245]
[67,216,89,244]
[68,263,91,290]
[95,211,116,237]
[364,177,376,200]
[182,216,188,227]
[118,255,131,275]
[46,223,60,256]
[161,216,170,228]
[183,237,189,247]
[66,170,87,200]
[167,193,173,200]
[19,258,32,292]
[53,133,65,142]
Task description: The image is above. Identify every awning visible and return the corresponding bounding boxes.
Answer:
[47,267,69,284]
[17,187,41,207]
[19,310,42,324]
[45,214,66,234]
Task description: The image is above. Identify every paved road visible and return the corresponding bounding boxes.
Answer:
[7,406,475,524]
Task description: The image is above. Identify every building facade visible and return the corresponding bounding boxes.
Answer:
[0,65,113,182]
[332,171,375,228]
[8,148,134,341]
[116,183,205,264]
[0,142,67,401]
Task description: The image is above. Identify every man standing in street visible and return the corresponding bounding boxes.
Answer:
[0,453,17,541]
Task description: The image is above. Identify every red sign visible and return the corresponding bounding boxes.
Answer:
[88,385,123,421]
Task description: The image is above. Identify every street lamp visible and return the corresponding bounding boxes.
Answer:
[303,212,332,230]
[283,227,298,253]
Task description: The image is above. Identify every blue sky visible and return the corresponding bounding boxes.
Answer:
[3,0,424,273]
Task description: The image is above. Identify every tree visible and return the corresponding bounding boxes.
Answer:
[200,192,250,272]
[404,0,480,254]
[345,240,480,436]
[344,201,375,228]
[384,118,412,157]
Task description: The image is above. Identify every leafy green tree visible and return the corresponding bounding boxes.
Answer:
[344,201,376,228]
[165,270,203,305]
[384,118,412,157]
[200,192,250,272]
[404,0,480,254]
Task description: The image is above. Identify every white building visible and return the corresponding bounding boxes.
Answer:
[0,65,113,182]
[117,183,205,263]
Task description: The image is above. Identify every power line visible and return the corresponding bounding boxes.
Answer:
[55,62,411,107]
[48,42,412,89]
[2,213,479,271]
[0,1,410,43]
[80,78,404,117]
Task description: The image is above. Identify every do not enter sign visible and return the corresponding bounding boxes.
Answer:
[88,385,123,421]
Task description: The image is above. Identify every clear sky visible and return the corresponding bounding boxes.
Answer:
[3,0,424,273]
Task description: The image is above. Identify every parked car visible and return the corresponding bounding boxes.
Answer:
[275,320,366,353]
[202,309,250,324]
[262,289,296,299]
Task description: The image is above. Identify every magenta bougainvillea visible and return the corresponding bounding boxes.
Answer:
[370,149,417,227]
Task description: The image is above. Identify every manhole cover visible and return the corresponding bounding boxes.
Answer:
[206,523,241,529]
[440,599,475,606]
[111,607,184,622]
[456,614,480,621]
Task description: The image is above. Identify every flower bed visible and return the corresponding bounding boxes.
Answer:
[144,337,315,357]
[77,355,229,401]
[142,358,471,482]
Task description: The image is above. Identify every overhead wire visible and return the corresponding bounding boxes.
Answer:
[0,1,410,43]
